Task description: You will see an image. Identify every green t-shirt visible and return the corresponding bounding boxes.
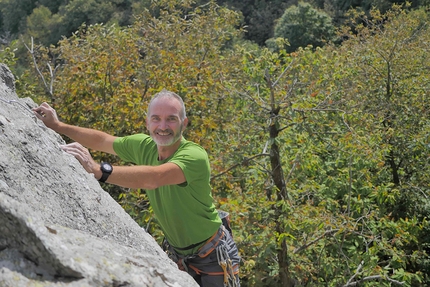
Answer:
[113,134,221,255]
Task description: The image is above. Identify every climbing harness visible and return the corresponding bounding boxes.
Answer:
[163,225,240,287]
[0,97,45,128]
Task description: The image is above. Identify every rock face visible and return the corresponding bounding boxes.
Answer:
[0,64,198,287]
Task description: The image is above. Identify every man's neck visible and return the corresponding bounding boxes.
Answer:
[157,139,182,161]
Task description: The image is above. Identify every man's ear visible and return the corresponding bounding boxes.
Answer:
[183,117,189,129]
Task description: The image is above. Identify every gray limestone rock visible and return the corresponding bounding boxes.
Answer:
[0,63,198,287]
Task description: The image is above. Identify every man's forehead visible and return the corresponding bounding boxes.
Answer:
[152,96,181,106]
[149,98,181,115]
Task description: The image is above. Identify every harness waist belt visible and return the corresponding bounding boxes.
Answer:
[197,225,225,258]
[173,236,212,251]
[172,224,224,252]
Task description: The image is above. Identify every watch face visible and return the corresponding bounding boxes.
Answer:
[102,163,112,172]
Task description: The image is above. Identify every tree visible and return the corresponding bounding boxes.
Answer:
[336,5,430,284]
[269,1,336,52]
[55,0,117,41]
[215,0,293,45]
[211,3,428,287]
[26,6,62,46]
[0,0,36,35]
[36,0,66,14]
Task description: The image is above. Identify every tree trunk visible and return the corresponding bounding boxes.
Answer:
[269,120,295,287]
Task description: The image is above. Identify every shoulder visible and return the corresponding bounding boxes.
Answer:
[171,140,210,182]
[177,139,208,159]
[170,139,209,168]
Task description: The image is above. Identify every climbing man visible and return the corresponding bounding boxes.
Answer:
[33,90,240,287]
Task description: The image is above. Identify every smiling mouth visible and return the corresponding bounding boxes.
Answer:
[156,130,172,136]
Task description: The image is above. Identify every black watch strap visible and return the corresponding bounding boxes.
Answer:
[99,162,113,183]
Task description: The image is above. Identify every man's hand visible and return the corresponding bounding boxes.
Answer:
[32,102,61,130]
[61,142,102,180]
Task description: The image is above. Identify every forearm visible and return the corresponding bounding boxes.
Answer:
[101,165,161,190]
[59,143,181,190]
[95,163,186,190]
[55,122,116,154]
[60,139,187,190]
[33,102,116,154]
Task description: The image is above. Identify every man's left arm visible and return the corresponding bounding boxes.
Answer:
[102,163,186,189]
[61,142,186,189]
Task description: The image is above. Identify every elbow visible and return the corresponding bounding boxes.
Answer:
[144,176,175,190]
[142,174,164,190]
[144,182,160,190]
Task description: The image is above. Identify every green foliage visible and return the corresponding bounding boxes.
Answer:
[211,4,428,286]
[0,0,427,49]
[48,23,146,134]
[0,0,35,35]
[36,0,65,14]
[270,1,336,53]
[0,0,149,46]
[52,0,119,43]
[0,40,39,99]
[26,6,62,46]
[21,2,429,287]
[0,45,17,67]
[334,7,430,284]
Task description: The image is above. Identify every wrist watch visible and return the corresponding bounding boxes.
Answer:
[99,162,113,183]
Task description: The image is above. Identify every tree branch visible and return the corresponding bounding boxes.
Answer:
[294,229,340,254]
[342,274,405,287]
[272,59,295,88]
[343,260,405,287]
[211,153,270,180]
[24,37,59,102]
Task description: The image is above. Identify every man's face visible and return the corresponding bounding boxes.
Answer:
[146,97,187,147]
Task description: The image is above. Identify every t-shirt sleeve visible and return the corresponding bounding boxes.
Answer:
[113,134,154,164]
[169,144,210,185]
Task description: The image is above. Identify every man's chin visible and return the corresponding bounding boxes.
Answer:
[151,133,182,147]
[153,137,175,147]
[156,142,173,147]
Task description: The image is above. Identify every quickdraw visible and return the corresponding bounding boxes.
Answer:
[216,242,238,287]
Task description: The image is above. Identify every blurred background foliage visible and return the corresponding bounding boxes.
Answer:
[1,0,429,286]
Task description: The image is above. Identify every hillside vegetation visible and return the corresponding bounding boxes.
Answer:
[1,1,429,286]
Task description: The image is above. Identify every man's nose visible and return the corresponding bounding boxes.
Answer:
[158,120,169,129]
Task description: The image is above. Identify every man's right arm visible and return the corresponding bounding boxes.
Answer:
[33,102,117,155]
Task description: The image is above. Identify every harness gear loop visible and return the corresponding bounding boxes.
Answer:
[215,237,238,287]
[216,243,228,286]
